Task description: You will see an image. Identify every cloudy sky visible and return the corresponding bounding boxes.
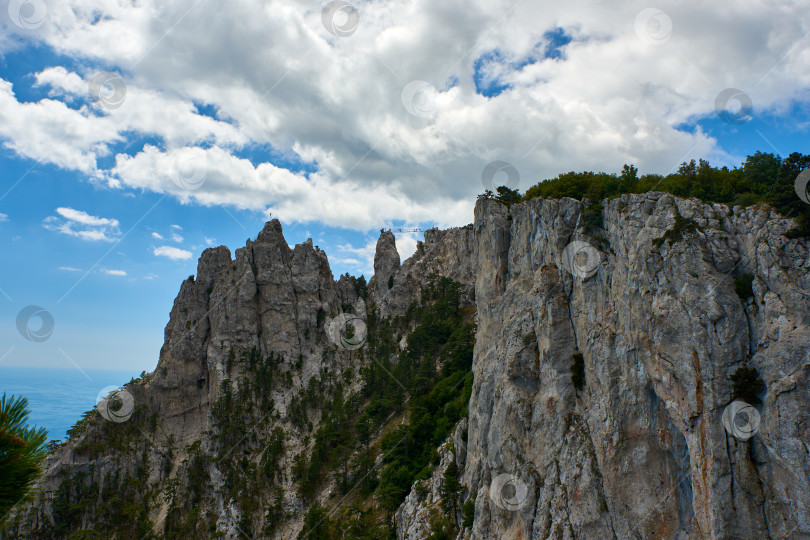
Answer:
[0,0,808,372]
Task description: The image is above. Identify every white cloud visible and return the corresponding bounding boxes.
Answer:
[171,232,184,243]
[58,266,81,272]
[151,232,163,239]
[204,236,216,246]
[102,269,127,276]
[337,240,377,276]
[1,1,809,231]
[153,245,192,260]
[43,207,121,242]
[144,273,158,280]
[394,232,419,262]
[170,224,182,230]
[333,257,361,266]
[0,213,7,222]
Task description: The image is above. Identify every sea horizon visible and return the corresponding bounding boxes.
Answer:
[0,366,144,442]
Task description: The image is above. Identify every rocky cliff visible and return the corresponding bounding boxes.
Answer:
[4,192,809,539]
[407,193,808,539]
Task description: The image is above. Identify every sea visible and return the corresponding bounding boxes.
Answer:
[0,366,142,442]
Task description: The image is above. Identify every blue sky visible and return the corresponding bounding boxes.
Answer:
[1,0,808,375]
[0,145,391,372]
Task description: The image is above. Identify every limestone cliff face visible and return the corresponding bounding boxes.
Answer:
[149,221,363,449]
[458,193,809,539]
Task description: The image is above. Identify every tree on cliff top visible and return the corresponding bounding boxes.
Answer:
[0,393,49,524]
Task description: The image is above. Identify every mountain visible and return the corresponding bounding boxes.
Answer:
[4,192,809,539]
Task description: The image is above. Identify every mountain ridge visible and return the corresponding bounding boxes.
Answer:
[4,191,809,539]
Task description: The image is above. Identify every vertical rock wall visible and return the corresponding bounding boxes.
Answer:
[462,194,809,539]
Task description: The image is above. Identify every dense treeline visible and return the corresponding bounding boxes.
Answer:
[296,277,475,539]
[490,152,810,237]
[376,279,474,514]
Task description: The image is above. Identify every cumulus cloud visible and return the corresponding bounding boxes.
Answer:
[151,232,163,239]
[153,245,192,260]
[0,212,7,221]
[2,0,809,231]
[43,207,121,241]
[102,269,127,276]
[171,232,184,243]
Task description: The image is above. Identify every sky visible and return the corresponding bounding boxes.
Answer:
[0,0,808,374]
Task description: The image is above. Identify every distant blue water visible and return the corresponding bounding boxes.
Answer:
[0,366,141,442]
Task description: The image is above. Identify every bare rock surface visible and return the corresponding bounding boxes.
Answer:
[457,194,809,539]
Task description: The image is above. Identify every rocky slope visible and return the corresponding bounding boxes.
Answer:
[4,192,809,539]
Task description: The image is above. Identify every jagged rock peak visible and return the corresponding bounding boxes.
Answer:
[196,245,232,285]
[256,218,285,242]
[374,230,401,277]
[368,230,402,301]
[252,218,293,259]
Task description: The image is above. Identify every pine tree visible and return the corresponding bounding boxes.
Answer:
[440,460,462,517]
[0,394,49,524]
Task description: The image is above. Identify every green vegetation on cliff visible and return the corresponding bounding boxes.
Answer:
[494,152,810,238]
[293,277,475,538]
